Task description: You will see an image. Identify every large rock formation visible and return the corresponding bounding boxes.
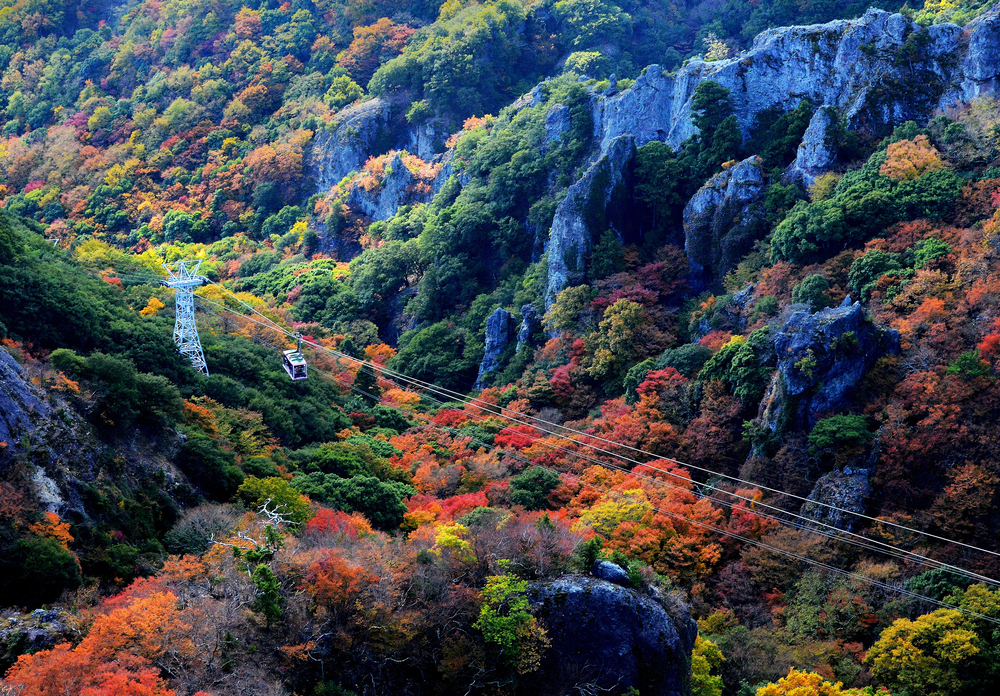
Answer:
[530,576,696,696]
[474,308,516,389]
[787,106,839,186]
[346,152,435,221]
[0,347,48,451]
[683,155,767,291]
[759,298,899,431]
[800,466,873,532]
[310,99,399,191]
[595,8,1000,155]
[516,304,541,352]
[544,135,636,308]
[542,7,1000,302]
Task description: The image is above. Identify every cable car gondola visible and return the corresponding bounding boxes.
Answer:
[283,334,308,381]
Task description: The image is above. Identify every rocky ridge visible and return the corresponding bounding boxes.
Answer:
[595,8,1000,155]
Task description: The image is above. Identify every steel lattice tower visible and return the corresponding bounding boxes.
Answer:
[162,261,209,376]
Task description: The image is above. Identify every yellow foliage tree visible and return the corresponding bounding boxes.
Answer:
[865,608,979,696]
[756,668,849,696]
[576,489,652,537]
[139,297,165,317]
[879,135,947,181]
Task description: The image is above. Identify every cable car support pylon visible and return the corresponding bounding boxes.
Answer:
[161,260,209,376]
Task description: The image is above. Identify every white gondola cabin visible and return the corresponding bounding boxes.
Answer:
[283,334,308,380]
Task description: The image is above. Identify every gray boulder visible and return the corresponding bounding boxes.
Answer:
[545,135,636,308]
[683,155,767,290]
[760,300,899,430]
[592,559,630,586]
[530,576,696,696]
[800,467,873,532]
[474,308,515,389]
[788,106,839,186]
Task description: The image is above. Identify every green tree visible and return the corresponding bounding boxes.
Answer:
[553,0,631,49]
[291,473,414,530]
[176,434,245,502]
[792,274,834,310]
[510,467,561,510]
[848,249,909,301]
[771,199,848,264]
[251,564,284,628]
[3,536,83,607]
[914,236,952,268]
[389,321,480,392]
[808,414,873,454]
[237,476,313,525]
[690,81,743,176]
[474,568,550,673]
[699,329,775,406]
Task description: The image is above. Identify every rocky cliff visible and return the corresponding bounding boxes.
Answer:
[595,8,1000,155]
[759,298,899,432]
[0,348,181,523]
[683,155,767,291]
[544,135,636,308]
[530,575,697,696]
[0,348,47,453]
[310,98,401,192]
[474,308,515,388]
[345,151,436,222]
[546,6,1000,302]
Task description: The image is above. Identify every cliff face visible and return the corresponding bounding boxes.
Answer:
[759,298,899,432]
[0,348,47,452]
[530,576,697,696]
[474,307,515,388]
[345,152,436,222]
[545,7,1000,303]
[544,135,636,308]
[309,98,400,192]
[683,155,767,291]
[594,8,1000,155]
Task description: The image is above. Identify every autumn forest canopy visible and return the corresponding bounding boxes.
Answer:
[5,0,1000,695]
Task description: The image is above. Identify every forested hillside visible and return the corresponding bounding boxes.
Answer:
[5,0,1000,695]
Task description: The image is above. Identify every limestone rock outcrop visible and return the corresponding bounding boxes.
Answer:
[516,304,541,352]
[759,298,899,431]
[544,135,636,308]
[474,308,515,389]
[530,576,696,696]
[0,347,48,451]
[346,152,434,221]
[683,155,767,290]
[594,8,998,155]
[800,467,873,532]
[310,99,399,191]
[788,106,839,186]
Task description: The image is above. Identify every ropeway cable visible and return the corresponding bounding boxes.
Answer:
[198,279,1000,564]
[191,293,1000,588]
[277,341,1000,627]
